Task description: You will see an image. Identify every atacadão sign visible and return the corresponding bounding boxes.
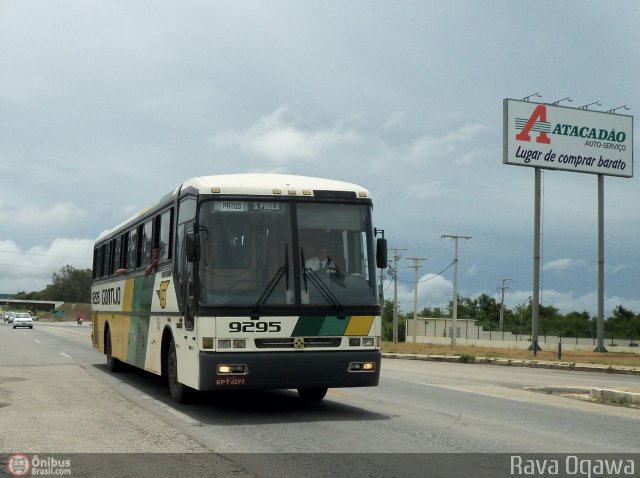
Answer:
[503,99,633,178]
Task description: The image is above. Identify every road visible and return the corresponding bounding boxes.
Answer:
[1,320,638,477]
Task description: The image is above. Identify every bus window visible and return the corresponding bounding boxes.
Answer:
[121,232,129,271]
[139,220,153,268]
[112,236,122,275]
[102,242,111,278]
[127,228,137,271]
[297,203,376,306]
[159,209,173,262]
[93,247,103,279]
[198,200,292,306]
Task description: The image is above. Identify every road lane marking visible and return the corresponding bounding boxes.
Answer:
[415,381,528,403]
[60,353,72,359]
[35,339,42,343]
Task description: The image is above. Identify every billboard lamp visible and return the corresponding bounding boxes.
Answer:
[551,97,572,105]
[521,92,541,102]
[607,105,629,114]
[579,101,602,110]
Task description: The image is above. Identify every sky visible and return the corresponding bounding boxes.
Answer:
[1,0,639,317]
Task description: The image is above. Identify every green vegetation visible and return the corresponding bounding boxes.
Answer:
[382,293,640,342]
[381,342,640,367]
[10,265,91,303]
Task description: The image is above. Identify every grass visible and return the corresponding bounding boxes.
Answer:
[381,342,640,368]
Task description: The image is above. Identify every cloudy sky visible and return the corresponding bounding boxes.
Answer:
[1,1,639,316]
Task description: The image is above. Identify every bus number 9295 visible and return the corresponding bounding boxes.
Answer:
[229,321,282,333]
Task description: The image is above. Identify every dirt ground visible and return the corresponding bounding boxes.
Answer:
[381,341,640,367]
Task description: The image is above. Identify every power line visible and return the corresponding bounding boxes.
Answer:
[397,260,454,283]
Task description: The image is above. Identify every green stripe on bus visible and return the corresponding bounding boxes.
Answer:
[126,275,155,367]
[291,315,350,336]
[127,315,150,368]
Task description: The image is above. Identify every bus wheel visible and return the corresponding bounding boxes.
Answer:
[297,387,328,402]
[106,328,121,373]
[167,337,192,403]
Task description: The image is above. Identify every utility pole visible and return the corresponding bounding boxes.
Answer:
[406,257,427,344]
[498,278,511,340]
[389,247,407,343]
[441,234,471,349]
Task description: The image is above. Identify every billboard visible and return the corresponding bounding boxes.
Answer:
[503,99,633,178]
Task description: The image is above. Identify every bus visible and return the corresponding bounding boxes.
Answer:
[91,174,387,403]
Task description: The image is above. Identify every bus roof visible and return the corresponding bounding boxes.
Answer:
[96,174,371,242]
[185,174,370,197]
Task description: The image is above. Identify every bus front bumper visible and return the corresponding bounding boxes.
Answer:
[198,350,381,391]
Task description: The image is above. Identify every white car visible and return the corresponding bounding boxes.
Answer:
[5,311,16,323]
[13,313,33,329]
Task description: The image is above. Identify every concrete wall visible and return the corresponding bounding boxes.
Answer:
[406,317,640,354]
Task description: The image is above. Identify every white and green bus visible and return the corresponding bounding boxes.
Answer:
[91,174,387,402]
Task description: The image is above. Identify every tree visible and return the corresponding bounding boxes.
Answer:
[12,265,92,303]
[381,299,396,341]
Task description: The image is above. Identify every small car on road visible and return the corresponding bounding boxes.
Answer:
[5,311,16,323]
[13,313,33,329]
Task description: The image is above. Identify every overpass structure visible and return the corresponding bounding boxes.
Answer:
[0,299,64,316]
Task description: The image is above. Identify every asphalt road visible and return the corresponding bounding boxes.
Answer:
[1,320,638,477]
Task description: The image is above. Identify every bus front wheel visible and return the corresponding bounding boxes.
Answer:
[167,337,193,403]
[297,387,328,402]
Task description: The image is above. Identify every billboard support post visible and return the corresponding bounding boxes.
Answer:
[596,174,607,352]
[530,167,542,354]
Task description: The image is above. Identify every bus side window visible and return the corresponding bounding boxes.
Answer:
[127,228,137,271]
[93,247,103,280]
[159,208,173,262]
[101,242,111,278]
[138,221,153,269]
[121,232,129,271]
[111,236,122,276]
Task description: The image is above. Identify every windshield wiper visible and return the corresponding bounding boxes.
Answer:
[300,247,345,320]
[250,244,289,319]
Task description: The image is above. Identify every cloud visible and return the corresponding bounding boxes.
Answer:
[391,273,453,314]
[380,111,406,131]
[0,238,93,293]
[210,107,362,163]
[503,288,640,317]
[543,258,586,273]
[408,123,488,161]
[0,200,87,229]
[466,265,478,277]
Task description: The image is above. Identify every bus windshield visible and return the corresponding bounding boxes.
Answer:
[196,200,377,309]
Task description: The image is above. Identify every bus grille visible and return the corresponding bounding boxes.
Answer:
[254,337,342,349]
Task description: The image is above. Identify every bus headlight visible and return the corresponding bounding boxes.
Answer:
[362,337,375,347]
[217,339,231,349]
[349,362,376,372]
[217,364,247,374]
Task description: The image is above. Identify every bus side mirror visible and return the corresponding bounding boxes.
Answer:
[376,238,388,269]
[186,233,198,262]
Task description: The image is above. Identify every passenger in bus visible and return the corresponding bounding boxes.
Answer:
[144,245,160,276]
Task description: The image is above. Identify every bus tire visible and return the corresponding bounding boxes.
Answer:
[297,387,328,402]
[167,337,193,403]
[106,327,122,373]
